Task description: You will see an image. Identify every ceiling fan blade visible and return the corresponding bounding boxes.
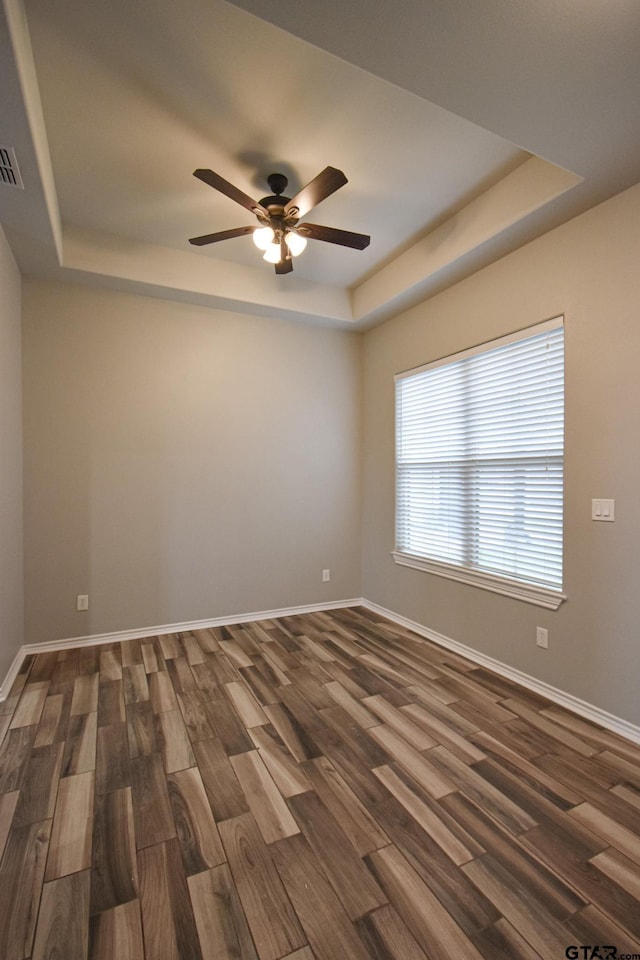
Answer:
[297,222,370,250]
[189,225,255,246]
[284,166,348,219]
[193,169,269,217]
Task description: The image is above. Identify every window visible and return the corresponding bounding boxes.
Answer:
[393,317,565,609]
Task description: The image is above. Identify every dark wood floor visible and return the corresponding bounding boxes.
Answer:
[1,606,640,959]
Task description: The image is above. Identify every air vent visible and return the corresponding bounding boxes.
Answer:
[0,146,24,189]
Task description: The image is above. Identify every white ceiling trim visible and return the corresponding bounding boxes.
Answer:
[352,157,582,325]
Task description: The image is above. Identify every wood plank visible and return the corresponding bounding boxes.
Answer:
[188,864,259,960]
[0,712,11,747]
[239,665,280,706]
[90,787,138,915]
[599,748,640,789]
[318,704,390,770]
[368,725,456,799]
[611,782,640,810]
[367,843,485,960]
[167,766,225,875]
[98,679,126,727]
[563,904,640,958]
[138,838,203,960]
[34,693,70,748]
[0,724,37,793]
[219,639,253,669]
[70,673,100,716]
[126,700,159,758]
[89,899,145,960]
[373,763,478,865]
[141,643,159,674]
[230,749,300,844]
[120,638,143,668]
[439,791,586,920]
[518,823,640,941]
[167,656,198,694]
[401,702,486,763]
[27,651,59,684]
[192,737,249,822]
[13,741,64,826]
[324,681,378,728]
[158,633,182,660]
[32,869,90,960]
[130,753,176,850]
[249,724,312,798]
[219,813,306,960]
[356,904,430,960]
[62,710,97,775]
[262,702,321,763]
[364,695,436,748]
[190,660,223,700]
[149,670,179,713]
[501,698,599,757]
[10,682,49,729]
[471,917,545,960]
[569,801,640,865]
[157,708,196,772]
[225,681,268,728]
[205,697,253,755]
[470,729,582,805]
[302,755,390,856]
[461,854,580,958]
[590,846,640,901]
[177,689,215,742]
[46,770,95,880]
[286,789,387,920]
[77,647,100,676]
[271,833,370,960]
[123,664,150,705]
[427,744,537,834]
[541,705,640,760]
[370,794,499,937]
[182,634,207,666]
[96,722,130,794]
[100,648,123,681]
[0,819,51,960]
[0,790,19,862]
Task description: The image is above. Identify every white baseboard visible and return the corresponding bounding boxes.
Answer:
[361,599,640,745]
[3,597,640,746]
[0,597,361,702]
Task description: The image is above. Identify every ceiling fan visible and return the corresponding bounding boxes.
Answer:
[188,166,370,274]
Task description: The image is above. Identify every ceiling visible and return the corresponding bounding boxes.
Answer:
[1,0,638,328]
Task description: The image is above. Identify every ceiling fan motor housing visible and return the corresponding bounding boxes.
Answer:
[259,174,293,218]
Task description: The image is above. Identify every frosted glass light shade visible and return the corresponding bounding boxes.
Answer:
[263,242,282,264]
[285,231,307,256]
[253,226,275,250]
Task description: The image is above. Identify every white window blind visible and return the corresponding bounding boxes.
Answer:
[394,318,564,602]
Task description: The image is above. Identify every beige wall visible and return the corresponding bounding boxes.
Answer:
[361,181,640,726]
[0,225,23,682]
[22,281,362,644]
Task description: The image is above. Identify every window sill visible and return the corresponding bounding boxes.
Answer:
[391,551,566,610]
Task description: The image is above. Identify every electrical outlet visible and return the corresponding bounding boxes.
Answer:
[536,626,548,649]
[76,594,89,611]
[322,569,331,582]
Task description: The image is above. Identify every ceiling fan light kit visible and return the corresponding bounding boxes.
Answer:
[188,166,370,274]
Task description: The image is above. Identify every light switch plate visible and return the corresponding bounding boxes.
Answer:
[592,499,615,521]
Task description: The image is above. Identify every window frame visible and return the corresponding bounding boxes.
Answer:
[392,317,567,610]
